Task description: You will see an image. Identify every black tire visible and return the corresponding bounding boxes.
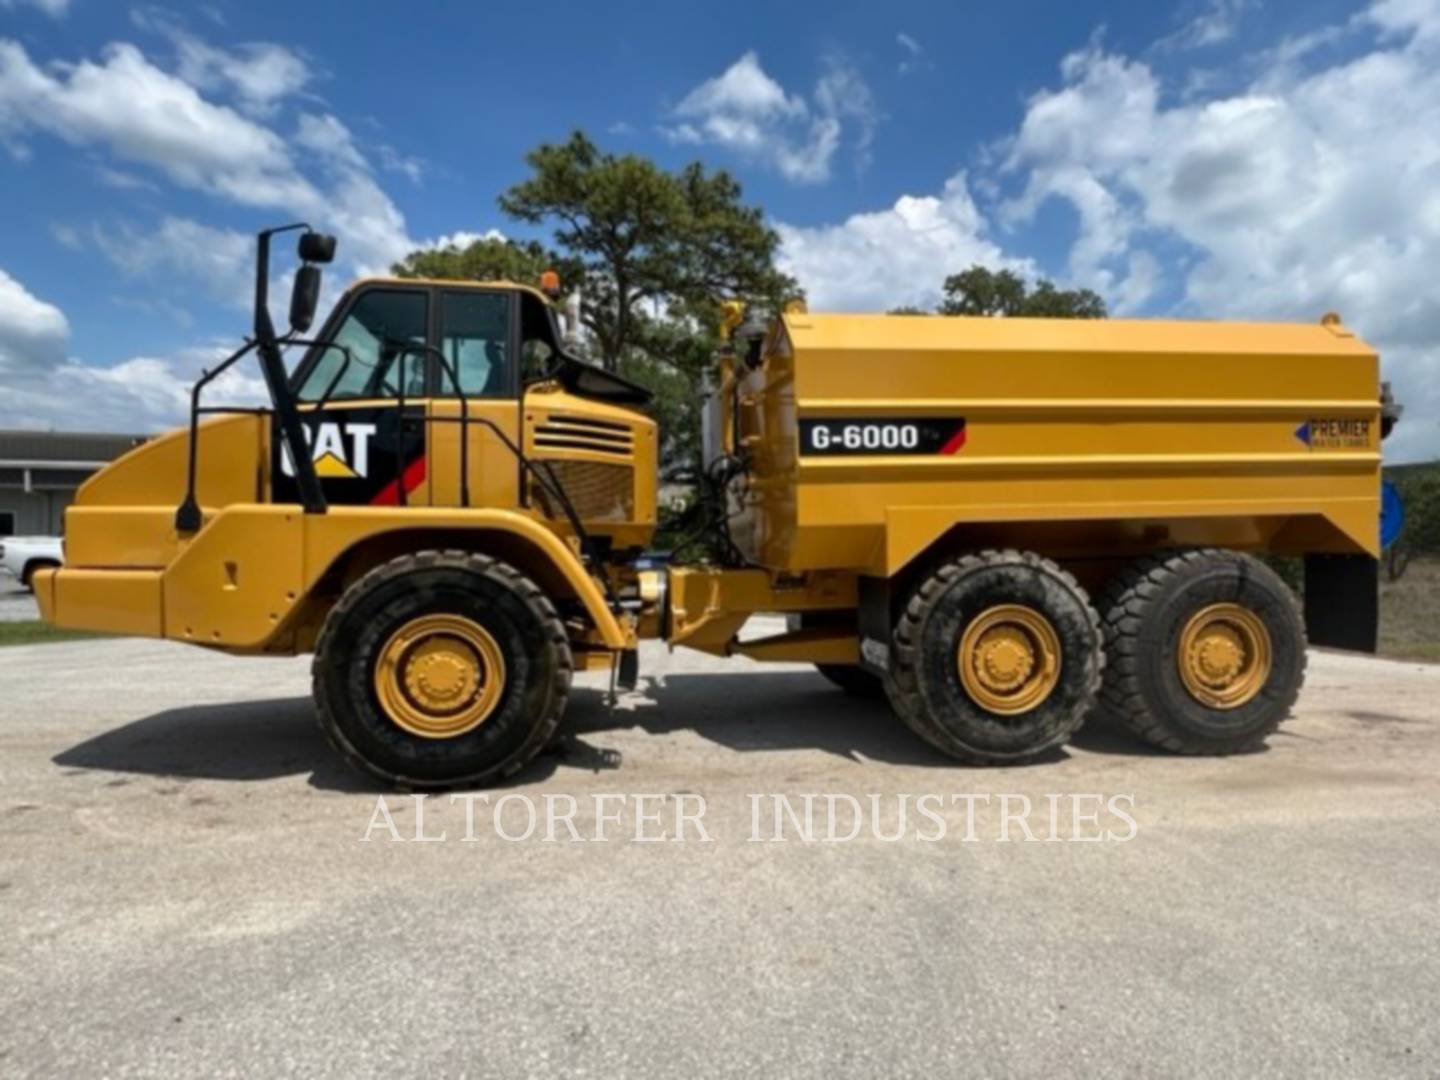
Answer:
[814,663,885,699]
[885,549,1103,764]
[313,550,572,790]
[1096,549,1306,755]
[21,560,58,592]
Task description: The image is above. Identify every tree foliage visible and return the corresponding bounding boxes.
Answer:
[937,266,1107,318]
[392,235,580,287]
[498,131,794,377]
[1386,463,1440,579]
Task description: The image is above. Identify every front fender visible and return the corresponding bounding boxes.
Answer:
[160,504,630,650]
[309,507,629,649]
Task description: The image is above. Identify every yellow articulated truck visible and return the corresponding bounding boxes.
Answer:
[36,226,1398,788]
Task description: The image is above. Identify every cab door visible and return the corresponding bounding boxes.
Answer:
[425,288,522,511]
[277,285,433,507]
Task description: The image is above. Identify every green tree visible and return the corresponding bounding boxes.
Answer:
[391,234,580,287]
[498,131,794,375]
[938,266,1107,318]
[1386,463,1440,580]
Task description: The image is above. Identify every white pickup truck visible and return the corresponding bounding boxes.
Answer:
[0,537,63,591]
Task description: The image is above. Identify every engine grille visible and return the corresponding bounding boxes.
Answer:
[531,460,634,522]
[533,414,635,459]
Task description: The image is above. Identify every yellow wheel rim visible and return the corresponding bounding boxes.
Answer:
[373,614,505,739]
[1177,602,1271,710]
[957,604,1063,715]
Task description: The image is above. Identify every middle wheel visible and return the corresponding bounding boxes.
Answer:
[886,549,1103,764]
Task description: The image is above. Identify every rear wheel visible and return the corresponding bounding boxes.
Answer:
[314,550,572,789]
[1096,549,1306,755]
[814,663,885,699]
[886,549,1103,764]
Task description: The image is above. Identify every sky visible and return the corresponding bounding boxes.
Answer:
[0,0,1436,460]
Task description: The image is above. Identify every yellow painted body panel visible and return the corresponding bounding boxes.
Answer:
[47,504,631,651]
[50,376,651,653]
[731,313,1382,574]
[667,568,855,655]
[522,386,659,548]
[50,569,163,638]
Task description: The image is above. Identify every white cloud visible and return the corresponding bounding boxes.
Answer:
[131,6,311,115]
[1158,0,1257,51]
[997,0,1440,460]
[664,51,877,183]
[0,0,67,16]
[49,222,82,250]
[0,33,424,432]
[0,267,264,433]
[417,228,506,252]
[0,268,69,373]
[897,31,932,76]
[0,39,316,210]
[0,38,413,275]
[376,143,424,184]
[93,217,254,305]
[776,173,1033,312]
[294,112,368,171]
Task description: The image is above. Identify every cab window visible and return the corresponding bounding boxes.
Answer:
[439,291,512,397]
[519,291,560,382]
[299,289,428,401]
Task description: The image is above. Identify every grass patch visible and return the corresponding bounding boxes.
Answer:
[1380,556,1440,663]
[0,621,110,647]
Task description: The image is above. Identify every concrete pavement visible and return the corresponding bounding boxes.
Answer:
[1,636,1438,1077]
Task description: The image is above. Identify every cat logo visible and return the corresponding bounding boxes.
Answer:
[280,422,377,479]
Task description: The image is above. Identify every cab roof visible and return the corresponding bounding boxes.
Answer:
[346,276,554,305]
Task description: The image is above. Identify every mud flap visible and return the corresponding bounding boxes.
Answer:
[1303,554,1378,653]
[857,576,894,677]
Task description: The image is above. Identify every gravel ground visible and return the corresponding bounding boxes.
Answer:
[0,577,38,621]
[1,636,1438,1078]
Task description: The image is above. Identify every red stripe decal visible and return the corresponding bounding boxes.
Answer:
[939,426,968,455]
[370,455,427,506]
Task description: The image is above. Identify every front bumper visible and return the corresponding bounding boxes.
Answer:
[33,568,163,638]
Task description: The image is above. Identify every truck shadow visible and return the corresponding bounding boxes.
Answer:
[53,669,1164,791]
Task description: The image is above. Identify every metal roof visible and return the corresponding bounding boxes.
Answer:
[0,430,145,466]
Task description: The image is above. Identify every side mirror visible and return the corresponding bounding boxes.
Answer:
[298,232,337,264]
[289,264,322,334]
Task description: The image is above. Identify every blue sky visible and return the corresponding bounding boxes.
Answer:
[0,0,1436,459]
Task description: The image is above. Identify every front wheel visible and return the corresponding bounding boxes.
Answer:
[313,550,572,790]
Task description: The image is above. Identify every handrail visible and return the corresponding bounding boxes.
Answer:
[176,340,257,532]
[175,338,353,533]
[384,340,472,509]
[174,333,617,607]
[382,340,615,605]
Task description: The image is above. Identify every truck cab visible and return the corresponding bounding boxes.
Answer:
[37,230,657,675]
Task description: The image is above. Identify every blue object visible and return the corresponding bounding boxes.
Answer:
[1381,480,1405,550]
